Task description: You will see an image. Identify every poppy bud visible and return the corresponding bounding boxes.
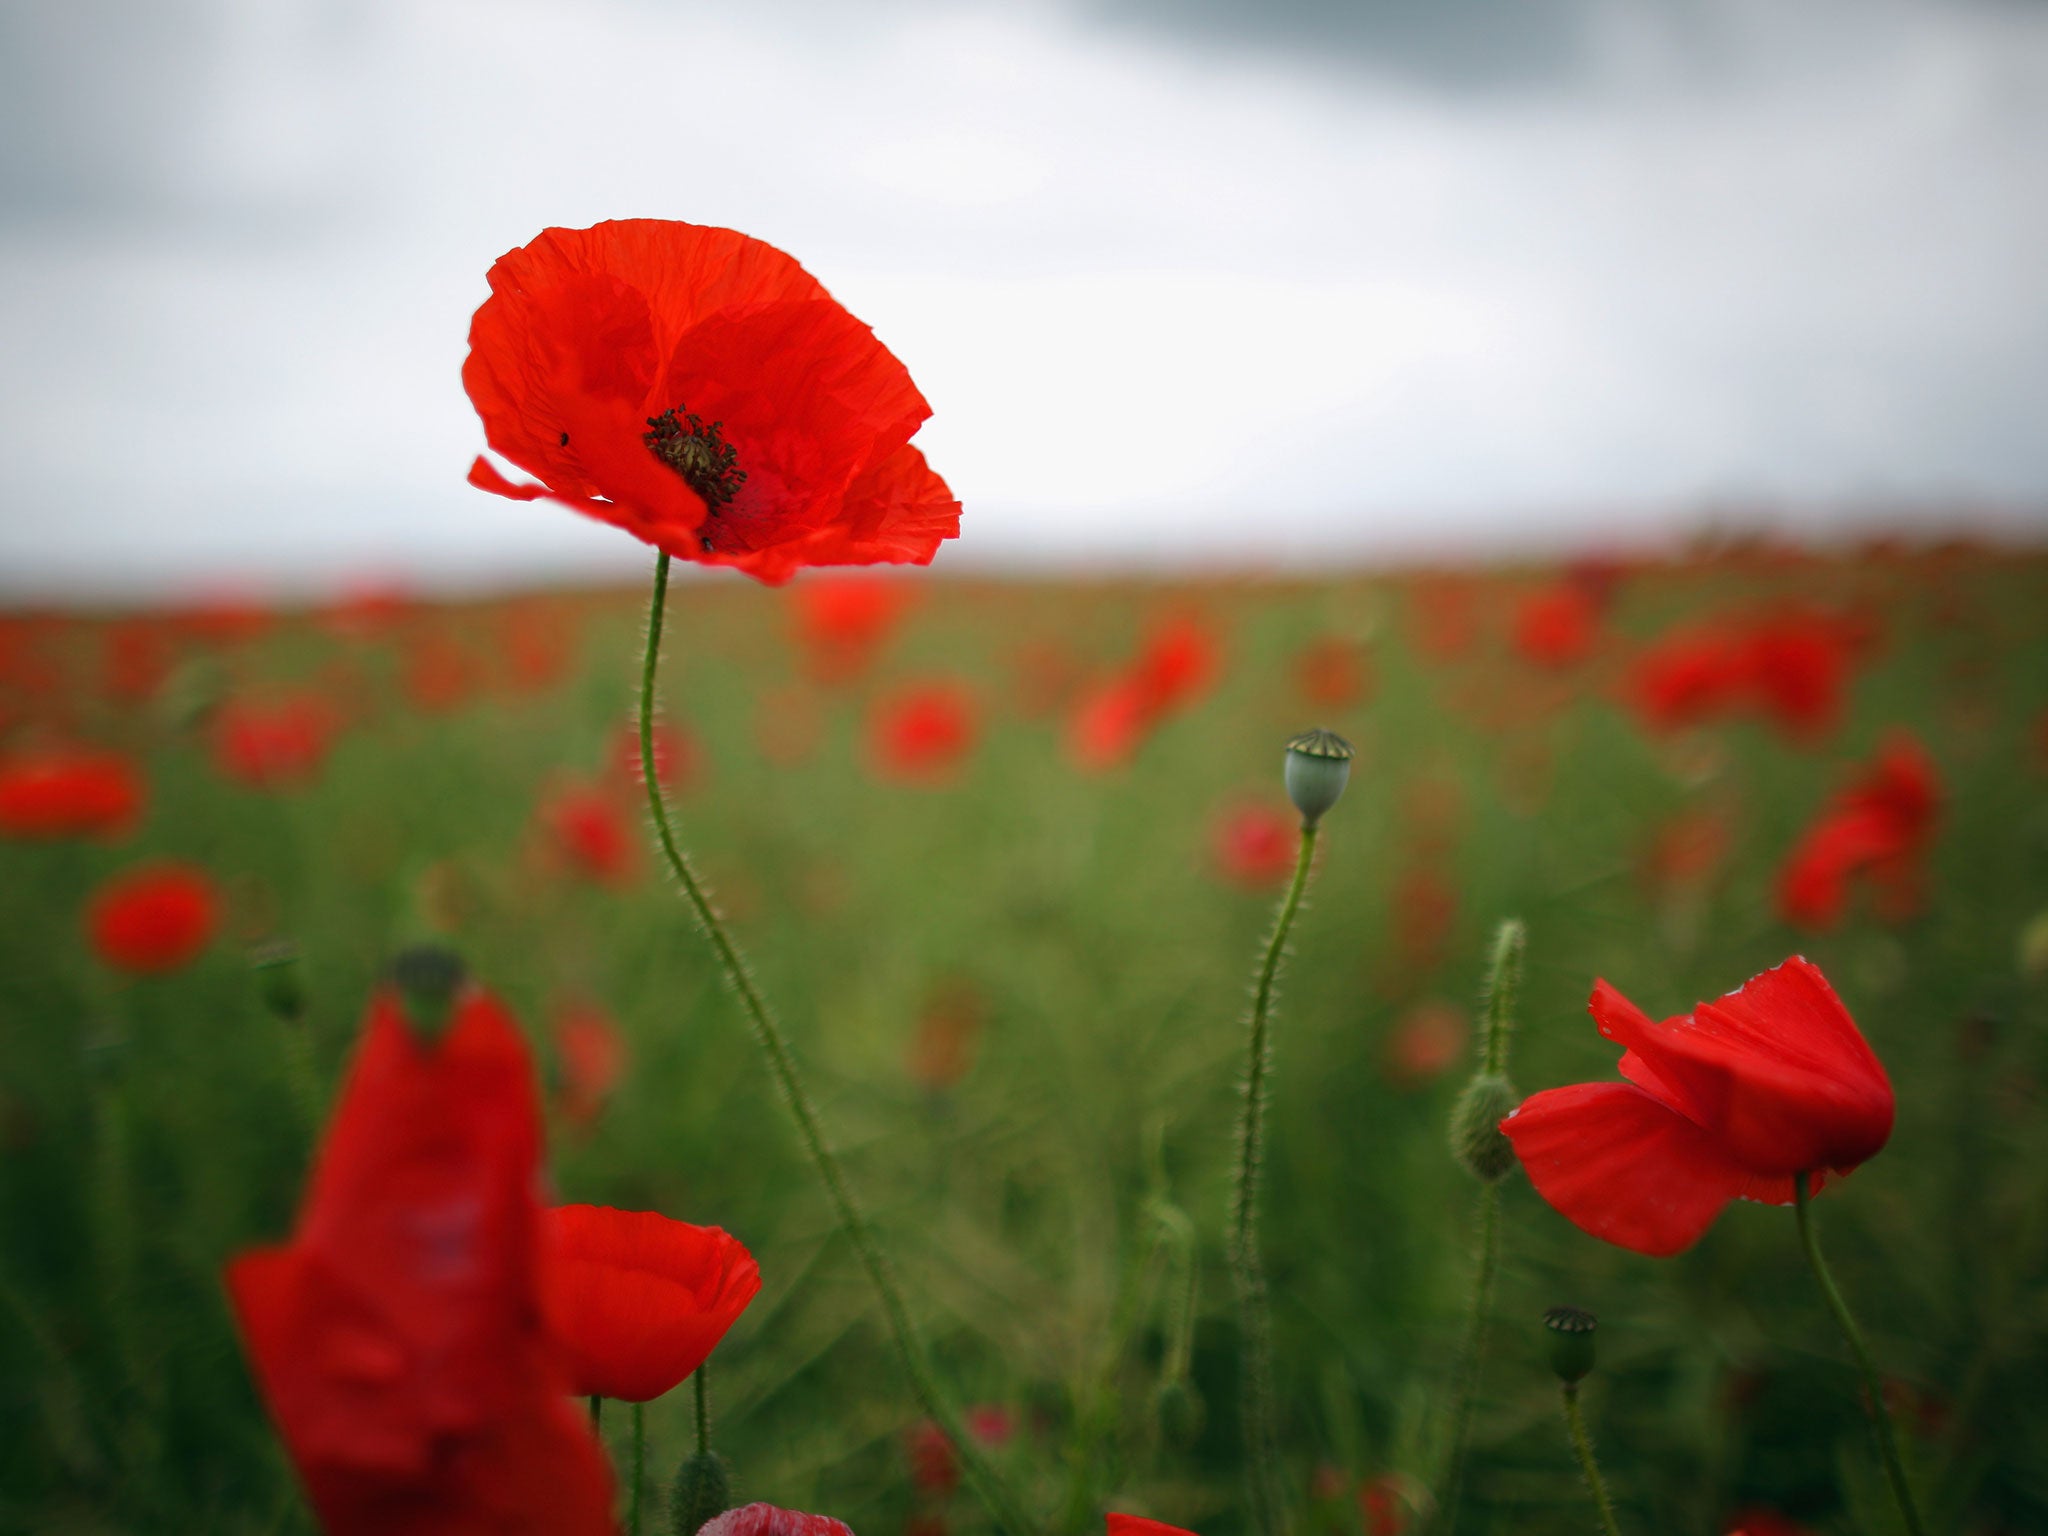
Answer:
[671,1449,733,1536]
[1284,728,1354,828]
[389,944,466,1041]
[1543,1306,1597,1384]
[1450,1072,1520,1182]
[1152,1376,1205,1449]
[250,939,305,1022]
[2020,910,2048,982]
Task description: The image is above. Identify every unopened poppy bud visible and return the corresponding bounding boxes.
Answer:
[1450,1072,1520,1182]
[670,1448,733,1536]
[389,944,466,1041]
[250,939,305,1022]
[1152,1376,1205,1449]
[1284,728,1354,828]
[1543,1306,1597,1383]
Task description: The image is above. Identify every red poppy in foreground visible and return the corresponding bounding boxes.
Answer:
[0,746,144,839]
[871,680,977,783]
[1502,957,1893,1256]
[1778,735,1940,928]
[86,861,219,974]
[225,984,613,1534]
[464,220,959,585]
[702,1506,854,1536]
[540,1204,761,1402]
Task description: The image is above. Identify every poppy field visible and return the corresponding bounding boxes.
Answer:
[3,544,2047,1536]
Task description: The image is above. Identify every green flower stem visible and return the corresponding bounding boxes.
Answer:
[631,1402,646,1536]
[1793,1172,1926,1536]
[695,1365,710,1460]
[1560,1383,1621,1536]
[1438,1181,1501,1535]
[1229,822,1319,1536]
[637,552,1035,1536]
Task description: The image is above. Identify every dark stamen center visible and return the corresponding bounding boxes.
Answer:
[643,408,747,511]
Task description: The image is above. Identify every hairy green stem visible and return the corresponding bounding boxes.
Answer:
[1561,1384,1621,1536]
[1793,1173,1925,1536]
[695,1365,710,1459]
[637,552,1034,1536]
[1439,1181,1501,1534]
[1229,823,1319,1536]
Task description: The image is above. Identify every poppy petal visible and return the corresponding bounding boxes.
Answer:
[700,1504,855,1536]
[1501,1081,1752,1256]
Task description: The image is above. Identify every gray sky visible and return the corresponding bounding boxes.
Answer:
[3,0,2046,597]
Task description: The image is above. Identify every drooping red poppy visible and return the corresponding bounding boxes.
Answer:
[86,861,219,974]
[551,999,626,1133]
[213,693,340,790]
[1106,1515,1197,1536]
[464,220,959,585]
[0,746,144,839]
[791,574,913,681]
[539,1204,761,1402]
[1512,583,1598,669]
[871,680,977,783]
[1778,735,1941,929]
[225,985,614,1534]
[700,1506,855,1536]
[1211,802,1297,888]
[538,782,638,887]
[1502,957,1893,1257]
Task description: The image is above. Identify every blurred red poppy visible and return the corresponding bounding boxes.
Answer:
[1295,635,1371,708]
[1627,606,1860,741]
[539,782,638,887]
[1391,864,1457,973]
[1359,1475,1409,1536]
[1212,802,1297,887]
[1503,957,1893,1256]
[465,220,959,584]
[792,574,912,681]
[1744,608,1855,740]
[1627,625,1747,733]
[403,631,483,714]
[102,621,172,705]
[1408,577,1479,662]
[872,681,977,783]
[1107,1516,1196,1536]
[499,602,576,694]
[1069,616,1219,771]
[614,717,697,794]
[551,1000,626,1132]
[701,1506,855,1536]
[1778,735,1940,929]
[86,861,218,974]
[540,1205,760,1402]
[906,1418,959,1494]
[225,985,613,1534]
[213,694,340,790]
[1725,1511,1811,1536]
[966,1403,1016,1446]
[1640,806,1731,896]
[1381,1000,1468,1089]
[0,746,144,839]
[908,980,985,1092]
[1512,584,1598,669]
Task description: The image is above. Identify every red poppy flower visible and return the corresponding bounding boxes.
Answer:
[1502,957,1894,1256]
[1744,608,1856,740]
[0,746,144,839]
[792,574,912,682]
[871,681,977,783]
[102,621,173,704]
[225,985,613,1535]
[1212,802,1297,888]
[539,1204,761,1402]
[86,861,219,974]
[1068,616,1219,771]
[403,631,483,714]
[614,718,696,794]
[464,220,959,585]
[1725,1511,1811,1536]
[1295,635,1371,708]
[701,1506,854,1536]
[1107,1516,1196,1536]
[539,782,638,886]
[498,602,576,694]
[1512,584,1597,669]
[1381,1000,1468,1089]
[551,1000,626,1132]
[906,1418,959,1495]
[966,1403,1016,1446]
[908,980,985,1092]
[1627,625,1747,733]
[1778,735,1940,929]
[213,694,340,790]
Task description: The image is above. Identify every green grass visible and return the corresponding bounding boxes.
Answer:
[2,549,2046,1536]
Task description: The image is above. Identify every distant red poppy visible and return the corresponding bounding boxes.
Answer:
[1068,616,1219,771]
[1641,806,1731,896]
[403,631,482,714]
[1391,864,1457,973]
[180,593,274,647]
[551,1000,626,1132]
[540,1205,760,1402]
[1778,735,1940,928]
[0,746,143,839]
[966,1404,1016,1447]
[539,782,638,886]
[1212,802,1297,887]
[792,575,912,681]
[1744,608,1854,740]
[1359,1474,1409,1536]
[701,1506,855,1536]
[213,694,339,790]
[1627,625,1747,733]
[1295,635,1371,708]
[1107,1516,1196,1536]
[465,220,959,585]
[225,985,614,1534]
[320,580,414,641]
[1503,957,1893,1256]
[1408,577,1479,662]
[906,1419,959,1495]
[102,621,172,704]
[909,980,985,1092]
[871,681,977,783]
[86,861,219,974]
[499,602,576,694]
[1512,584,1598,669]
[1381,1000,1467,1089]
[1627,606,1860,741]
[614,718,697,794]
[1725,1511,1810,1536]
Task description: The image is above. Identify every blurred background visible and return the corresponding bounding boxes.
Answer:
[3,5,2048,1536]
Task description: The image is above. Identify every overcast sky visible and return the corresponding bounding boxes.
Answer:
[2,0,2046,597]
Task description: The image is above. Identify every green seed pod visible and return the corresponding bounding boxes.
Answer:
[389,944,466,1042]
[1284,728,1355,828]
[1543,1306,1598,1383]
[1450,1072,1520,1183]
[2019,910,2048,982]
[250,939,306,1023]
[670,1449,733,1536]
[1152,1376,1205,1450]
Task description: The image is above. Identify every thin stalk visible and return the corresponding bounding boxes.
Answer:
[1793,1173,1925,1536]
[1439,1182,1501,1534]
[695,1365,711,1460]
[631,1402,645,1536]
[1229,823,1319,1536]
[636,552,1034,1536]
[1560,1384,1621,1536]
